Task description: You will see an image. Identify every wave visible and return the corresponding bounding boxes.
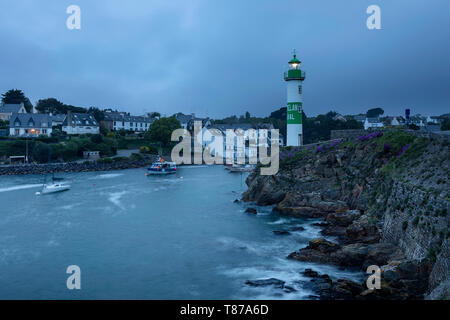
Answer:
[108,191,128,209]
[90,173,124,180]
[0,184,42,193]
[267,218,290,225]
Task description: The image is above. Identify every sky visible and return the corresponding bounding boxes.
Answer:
[0,0,449,118]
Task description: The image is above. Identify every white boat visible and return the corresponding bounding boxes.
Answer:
[228,164,255,173]
[38,183,71,195]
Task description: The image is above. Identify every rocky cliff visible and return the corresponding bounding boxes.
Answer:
[243,130,449,299]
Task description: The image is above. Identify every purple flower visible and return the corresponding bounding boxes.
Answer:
[383,143,391,152]
[358,131,383,142]
[329,139,343,148]
[314,145,325,153]
[397,144,409,157]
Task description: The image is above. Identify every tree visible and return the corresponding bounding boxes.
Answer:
[36,98,87,114]
[149,112,161,119]
[366,107,384,118]
[245,111,251,119]
[35,98,65,114]
[32,142,51,163]
[1,89,33,113]
[270,107,287,120]
[145,117,181,146]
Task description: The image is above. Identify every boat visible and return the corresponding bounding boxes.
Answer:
[146,156,177,175]
[228,164,255,173]
[36,172,71,195]
[39,182,71,195]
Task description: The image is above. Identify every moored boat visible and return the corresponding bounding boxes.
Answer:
[146,157,177,175]
[228,164,255,173]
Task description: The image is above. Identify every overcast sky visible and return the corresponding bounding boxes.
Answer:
[1,0,449,118]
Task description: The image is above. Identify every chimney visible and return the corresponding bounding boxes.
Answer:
[67,111,73,126]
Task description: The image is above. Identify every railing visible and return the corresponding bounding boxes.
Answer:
[284,69,306,80]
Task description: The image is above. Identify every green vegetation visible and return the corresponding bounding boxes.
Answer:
[214,109,363,145]
[0,135,118,163]
[145,117,181,147]
[366,107,384,118]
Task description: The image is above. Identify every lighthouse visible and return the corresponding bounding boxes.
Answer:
[284,51,305,146]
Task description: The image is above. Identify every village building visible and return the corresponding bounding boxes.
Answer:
[101,111,154,133]
[0,102,27,121]
[364,117,384,130]
[62,112,99,135]
[9,113,52,137]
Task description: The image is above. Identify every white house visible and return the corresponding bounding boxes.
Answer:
[102,111,154,132]
[0,103,27,121]
[196,123,275,163]
[426,116,439,124]
[364,117,384,130]
[9,113,52,137]
[62,112,99,135]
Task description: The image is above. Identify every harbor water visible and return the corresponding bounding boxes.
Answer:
[0,165,361,299]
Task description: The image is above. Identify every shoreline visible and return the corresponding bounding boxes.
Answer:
[0,155,160,176]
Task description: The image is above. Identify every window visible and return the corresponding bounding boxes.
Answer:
[15,129,20,135]
[42,129,47,134]
[298,85,302,94]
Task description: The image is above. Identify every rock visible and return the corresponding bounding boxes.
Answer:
[245,278,285,289]
[303,268,319,278]
[326,210,361,227]
[242,174,286,205]
[425,278,450,300]
[233,199,240,203]
[332,279,364,299]
[283,285,297,293]
[345,216,380,244]
[288,238,340,264]
[289,226,305,232]
[273,230,291,235]
[308,238,341,253]
[274,193,326,218]
[275,205,324,218]
[245,207,257,214]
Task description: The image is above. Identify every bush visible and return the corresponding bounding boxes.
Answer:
[140,146,150,153]
[129,153,143,161]
[90,134,103,144]
[32,141,51,163]
[112,156,128,162]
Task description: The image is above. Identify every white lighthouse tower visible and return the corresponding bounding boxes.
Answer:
[284,50,305,146]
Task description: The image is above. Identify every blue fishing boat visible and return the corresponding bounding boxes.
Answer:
[146,157,177,175]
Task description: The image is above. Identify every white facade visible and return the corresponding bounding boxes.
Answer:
[9,113,52,137]
[62,125,99,135]
[364,118,384,130]
[112,119,151,132]
[286,80,303,147]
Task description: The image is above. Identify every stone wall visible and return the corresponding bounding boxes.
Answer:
[0,156,158,176]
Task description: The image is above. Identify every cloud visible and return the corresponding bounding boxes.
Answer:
[0,0,449,118]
